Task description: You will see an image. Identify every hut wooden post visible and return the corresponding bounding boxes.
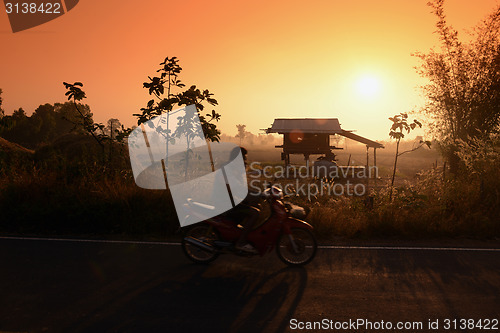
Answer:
[365,145,369,168]
[365,145,369,186]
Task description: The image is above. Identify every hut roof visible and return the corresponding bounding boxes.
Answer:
[265,118,384,149]
[266,118,342,134]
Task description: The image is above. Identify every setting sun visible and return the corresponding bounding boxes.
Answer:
[356,76,381,98]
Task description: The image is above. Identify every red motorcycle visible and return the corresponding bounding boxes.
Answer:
[181,186,317,266]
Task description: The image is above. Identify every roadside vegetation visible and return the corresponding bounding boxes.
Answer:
[1,1,499,241]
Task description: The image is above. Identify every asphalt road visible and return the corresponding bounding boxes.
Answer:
[0,238,499,333]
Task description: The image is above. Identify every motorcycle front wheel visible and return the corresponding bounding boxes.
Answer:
[276,228,317,266]
[182,224,220,264]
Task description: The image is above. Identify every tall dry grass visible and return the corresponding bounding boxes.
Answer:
[1,135,498,241]
[0,146,179,238]
[296,167,500,240]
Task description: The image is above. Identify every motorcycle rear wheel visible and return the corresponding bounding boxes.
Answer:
[182,224,220,264]
[276,228,317,266]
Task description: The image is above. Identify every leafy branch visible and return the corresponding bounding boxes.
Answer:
[63,81,105,149]
[388,113,431,200]
[134,56,221,142]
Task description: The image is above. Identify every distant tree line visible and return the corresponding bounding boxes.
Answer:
[0,100,122,150]
[221,130,279,146]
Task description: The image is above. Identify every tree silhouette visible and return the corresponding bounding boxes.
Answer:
[1,103,96,147]
[388,113,430,200]
[236,124,246,145]
[414,0,500,173]
[0,89,3,117]
[63,82,105,151]
[105,118,121,139]
[0,89,12,134]
[134,57,221,142]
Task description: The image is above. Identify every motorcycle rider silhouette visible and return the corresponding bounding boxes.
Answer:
[222,146,261,253]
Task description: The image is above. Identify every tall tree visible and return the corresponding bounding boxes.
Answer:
[54,102,92,135]
[388,113,429,200]
[105,118,121,140]
[236,124,246,145]
[0,117,13,136]
[135,56,221,142]
[0,89,11,134]
[414,0,500,172]
[63,82,105,150]
[0,89,3,117]
[31,104,57,143]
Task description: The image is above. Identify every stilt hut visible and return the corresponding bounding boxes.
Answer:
[265,118,384,171]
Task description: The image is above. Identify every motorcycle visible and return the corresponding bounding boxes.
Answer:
[181,186,317,266]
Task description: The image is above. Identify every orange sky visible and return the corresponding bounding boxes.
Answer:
[1,0,499,140]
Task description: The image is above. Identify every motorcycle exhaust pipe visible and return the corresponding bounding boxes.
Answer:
[184,236,216,253]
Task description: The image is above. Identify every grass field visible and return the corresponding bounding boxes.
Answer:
[0,137,498,241]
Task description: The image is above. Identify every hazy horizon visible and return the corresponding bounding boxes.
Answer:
[1,0,498,140]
